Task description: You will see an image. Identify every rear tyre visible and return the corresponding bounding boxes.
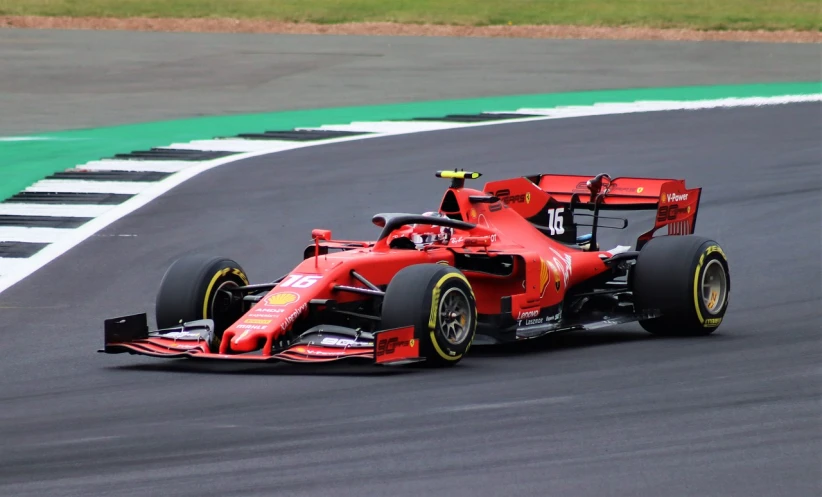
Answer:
[632,235,730,336]
[381,264,477,367]
[155,255,249,344]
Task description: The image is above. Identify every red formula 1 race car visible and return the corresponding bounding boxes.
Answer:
[101,170,730,367]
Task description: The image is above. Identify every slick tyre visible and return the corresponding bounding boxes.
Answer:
[632,235,730,336]
[155,255,249,342]
[381,264,477,367]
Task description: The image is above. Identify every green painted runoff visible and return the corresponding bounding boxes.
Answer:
[2,82,820,202]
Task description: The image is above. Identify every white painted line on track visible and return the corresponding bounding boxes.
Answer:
[0,93,819,295]
[310,121,466,134]
[511,94,822,117]
[0,257,29,277]
[0,227,73,243]
[165,139,300,153]
[76,160,193,173]
[0,136,54,142]
[0,204,112,217]
[25,179,149,195]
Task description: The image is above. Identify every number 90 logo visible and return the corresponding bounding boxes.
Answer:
[657,204,679,222]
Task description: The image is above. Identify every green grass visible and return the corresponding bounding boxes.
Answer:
[1,0,820,31]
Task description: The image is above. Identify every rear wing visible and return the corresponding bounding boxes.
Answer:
[484,173,702,249]
[532,174,691,207]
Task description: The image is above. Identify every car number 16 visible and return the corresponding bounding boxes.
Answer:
[280,274,322,288]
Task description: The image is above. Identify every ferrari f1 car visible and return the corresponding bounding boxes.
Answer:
[101,170,730,367]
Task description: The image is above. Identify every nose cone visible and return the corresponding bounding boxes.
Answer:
[226,329,261,353]
[219,289,313,354]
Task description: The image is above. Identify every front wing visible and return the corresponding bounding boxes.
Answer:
[99,313,422,366]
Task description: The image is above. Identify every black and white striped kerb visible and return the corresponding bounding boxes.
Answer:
[0,111,618,279]
[0,147,239,277]
[5,97,809,289]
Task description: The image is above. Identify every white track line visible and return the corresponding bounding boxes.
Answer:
[25,179,149,195]
[0,93,819,294]
[165,139,301,153]
[0,204,112,217]
[310,121,466,134]
[0,136,55,142]
[0,257,31,277]
[0,227,72,243]
[511,94,822,117]
[76,160,193,173]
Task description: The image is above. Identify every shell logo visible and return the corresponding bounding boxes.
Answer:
[539,259,550,295]
[660,193,666,203]
[266,292,299,306]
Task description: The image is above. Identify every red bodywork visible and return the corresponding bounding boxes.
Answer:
[102,172,701,365]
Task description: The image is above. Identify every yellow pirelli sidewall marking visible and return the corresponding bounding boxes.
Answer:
[202,267,249,318]
[429,333,460,361]
[694,253,706,325]
[705,245,727,260]
[693,244,727,327]
[203,270,227,319]
[428,288,440,330]
[233,267,250,285]
[428,271,474,362]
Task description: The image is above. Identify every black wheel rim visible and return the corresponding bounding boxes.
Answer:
[438,287,471,345]
[701,259,727,315]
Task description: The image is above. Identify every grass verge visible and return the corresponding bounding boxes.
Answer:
[0,0,819,31]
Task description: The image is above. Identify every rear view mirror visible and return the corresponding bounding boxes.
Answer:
[463,236,491,247]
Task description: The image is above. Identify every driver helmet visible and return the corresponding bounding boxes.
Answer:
[410,211,448,247]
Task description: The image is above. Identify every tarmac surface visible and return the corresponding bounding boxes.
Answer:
[1,28,821,134]
[0,102,820,496]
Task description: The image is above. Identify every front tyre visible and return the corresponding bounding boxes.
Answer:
[632,235,730,336]
[381,264,477,367]
[155,255,249,343]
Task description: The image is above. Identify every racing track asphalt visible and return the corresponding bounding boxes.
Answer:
[0,103,820,497]
[2,28,821,134]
